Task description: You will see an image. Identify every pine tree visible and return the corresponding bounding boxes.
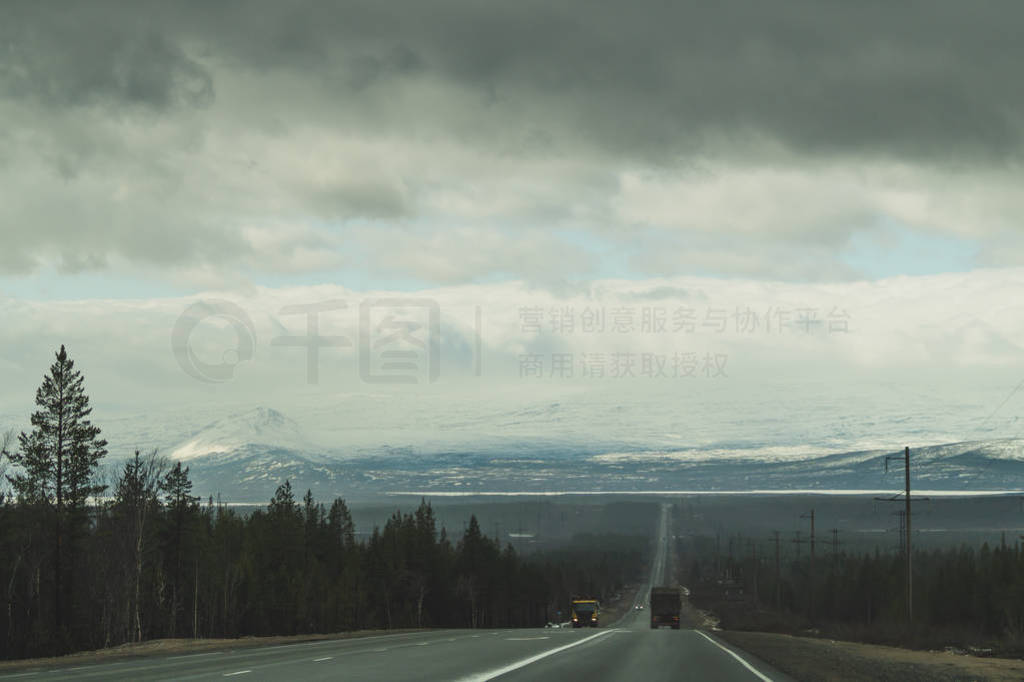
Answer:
[328,498,355,550]
[6,345,107,648]
[161,462,199,638]
[268,480,296,518]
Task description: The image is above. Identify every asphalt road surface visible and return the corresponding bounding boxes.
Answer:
[1,504,791,681]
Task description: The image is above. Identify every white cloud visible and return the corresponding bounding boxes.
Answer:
[1,270,1022,455]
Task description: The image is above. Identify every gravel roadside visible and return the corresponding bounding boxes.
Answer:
[714,630,1024,682]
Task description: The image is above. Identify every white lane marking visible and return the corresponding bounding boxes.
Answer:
[504,636,549,641]
[454,629,618,682]
[0,673,38,679]
[695,631,773,682]
[223,671,251,677]
[416,642,430,646]
[313,656,333,662]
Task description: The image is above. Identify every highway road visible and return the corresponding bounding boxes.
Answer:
[0,504,791,681]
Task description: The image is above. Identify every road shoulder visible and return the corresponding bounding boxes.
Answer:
[0,629,427,674]
[715,630,1024,682]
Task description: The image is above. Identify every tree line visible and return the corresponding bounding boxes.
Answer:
[687,533,1024,649]
[0,346,644,659]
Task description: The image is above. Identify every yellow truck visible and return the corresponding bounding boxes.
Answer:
[570,599,600,627]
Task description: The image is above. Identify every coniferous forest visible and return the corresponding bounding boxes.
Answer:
[686,533,1024,650]
[0,348,644,660]
[12,348,1024,661]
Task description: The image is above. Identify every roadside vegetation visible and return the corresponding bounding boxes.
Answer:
[0,346,646,659]
[685,532,1024,657]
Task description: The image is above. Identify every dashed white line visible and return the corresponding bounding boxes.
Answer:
[505,636,549,641]
[223,671,251,677]
[313,656,333,662]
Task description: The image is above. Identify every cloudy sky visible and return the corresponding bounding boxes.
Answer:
[2,1,1024,457]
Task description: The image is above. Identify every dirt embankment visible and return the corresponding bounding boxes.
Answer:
[714,630,1024,682]
[0,629,425,672]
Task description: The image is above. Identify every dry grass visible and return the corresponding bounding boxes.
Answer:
[0,629,425,672]
[716,630,1024,682]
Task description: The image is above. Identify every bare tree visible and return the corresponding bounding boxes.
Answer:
[114,449,167,643]
[0,429,11,504]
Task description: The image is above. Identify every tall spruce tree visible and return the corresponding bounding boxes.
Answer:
[6,345,107,646]
[161,461,199,637]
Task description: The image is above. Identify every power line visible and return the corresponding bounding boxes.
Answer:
[977,376,1024,433]
[772,530,781,609]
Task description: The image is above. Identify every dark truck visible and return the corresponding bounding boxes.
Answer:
[649,586,681,629]
[570,599,600,627]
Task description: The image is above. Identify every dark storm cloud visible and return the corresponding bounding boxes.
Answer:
[7,0,1024,161]
[147,0,1024,162]
[3,0,1023,283]
[1,4,213,110]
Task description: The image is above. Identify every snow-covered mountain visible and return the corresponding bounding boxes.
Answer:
[88,389,1024,502]
[164,407,344,501]
[170,407,318,463]
[170,426,1024,503]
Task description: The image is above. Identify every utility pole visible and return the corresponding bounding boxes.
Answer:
[773,531,781,609]
[876,446,925,624]
[893,510,906,556]
[747,540,759,603]
[828,528,841,619]
[904,446,911,622]
[905,446,913,622]
[830,528,841,573]
[801,510,815,621]
[193,558,199,638]
[792,530,805,560]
